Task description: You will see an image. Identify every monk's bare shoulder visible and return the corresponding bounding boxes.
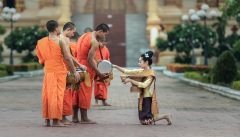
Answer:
[90,38,99,47]
[62,37,70,44]
[61,38,68,46]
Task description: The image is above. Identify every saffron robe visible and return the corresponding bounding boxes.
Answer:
[62,42,77,116]
[36,37,67,120]
[76,32,96,109]
[69,42,77,58]
[94,46,110,100]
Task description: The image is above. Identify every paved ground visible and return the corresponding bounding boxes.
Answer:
[0,69,239,137]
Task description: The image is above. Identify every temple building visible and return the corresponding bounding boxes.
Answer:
[0,0,237,66]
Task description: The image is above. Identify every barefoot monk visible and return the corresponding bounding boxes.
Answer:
[94,37,111,106]
[60,22,87,125]
[76,23,110,124]
[36,20,80,127]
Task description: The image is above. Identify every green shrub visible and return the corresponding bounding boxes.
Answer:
[233,40,240,62]
[14,64,35,72]
[184,72,202,81]
[0,64,13,76]
[0,70,7,77]
[6,65,14,75]
[232,81,240,91]
[212,51,237,84]
[24,62,42,70]
[237,62,240,69]
[184,71,211,83]
[0,25,5,34]
[0,64,7,71]
[13,62,43,72]
[4,25,48,63]
[0,25,6,64]
[235,70,240,80]
[201,73,211,83]
[35,64,43,70]
[174,55,191,64]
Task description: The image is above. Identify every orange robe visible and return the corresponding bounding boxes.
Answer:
[69,42,77,58]
[94,46,110,100]
[69,42,78,107]
[62,42,77,116]
[36,37,67,120]
[63,88,73,116]
[76,32,95,109]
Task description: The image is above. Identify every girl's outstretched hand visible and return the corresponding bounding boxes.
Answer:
[123,78,131,84]
[112,64,117,68]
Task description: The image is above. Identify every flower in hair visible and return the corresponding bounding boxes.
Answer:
[145,53,149,58]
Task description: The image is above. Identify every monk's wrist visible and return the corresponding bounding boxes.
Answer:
[72,71,77,75]
[95,69,101,76]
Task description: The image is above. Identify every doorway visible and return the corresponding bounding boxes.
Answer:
[93,0,127,66]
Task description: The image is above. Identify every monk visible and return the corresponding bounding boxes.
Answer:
[69,32,82,123]
[70,32,80,58]
[94,37,111,106]
[83,27,93,34]
[72,27,93,123]
[60,22,87,125]
[76,23,110,124]
[36,20,80,127]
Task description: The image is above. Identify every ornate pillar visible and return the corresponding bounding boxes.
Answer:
[58,0,72,28]
[146,0,161,48]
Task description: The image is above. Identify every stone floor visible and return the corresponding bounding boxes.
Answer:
[0,69,239,137]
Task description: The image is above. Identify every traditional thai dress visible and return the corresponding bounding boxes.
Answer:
[123,69,159,125]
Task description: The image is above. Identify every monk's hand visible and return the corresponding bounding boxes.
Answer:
[73,71,80,83]
[98,72,109,79]
[78,64,87,71]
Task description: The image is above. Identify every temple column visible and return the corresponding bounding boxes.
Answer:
[58,0,72,28]
[146,0,161,48]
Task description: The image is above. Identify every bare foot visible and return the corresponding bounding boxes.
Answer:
[102,102,111,106]
[102,100,111,106]
[72,117,80,123]
[44,119,50,127]
[80,119,97,124]
[165,114,172,125]
[72,107,79,123]
[52,121,67,127]
[95,99,99,106]
[60,117,72,125]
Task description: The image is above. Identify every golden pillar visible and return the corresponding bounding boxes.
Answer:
[58,0,72,28]
[146,0,161,48]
